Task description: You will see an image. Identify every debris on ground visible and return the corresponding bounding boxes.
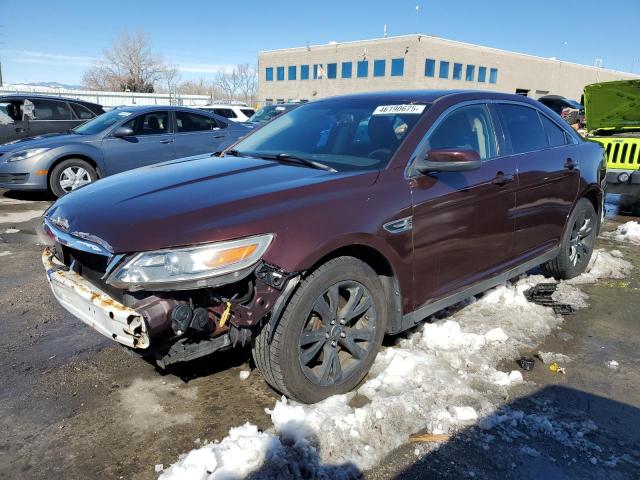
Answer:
[239,370,250,380]
[517,357,535,371]
[607,360,619,369]
[548,363,566,375]
[603,221,640,245]
[524,283,576,314]
[409,433,451,442]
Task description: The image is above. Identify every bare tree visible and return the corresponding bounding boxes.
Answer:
[235,63,257,106]
[83,29,173,92]
[213,68,240,102]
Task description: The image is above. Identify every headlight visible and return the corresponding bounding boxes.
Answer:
[109,234,274,289]
[7,148,50,162]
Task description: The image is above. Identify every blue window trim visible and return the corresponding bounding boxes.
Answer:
[373,59,386,77]
[465,64,475,81]
[439,61,449,79]
[288,65,296,81]
[327,63,337,79]
[357,60,368,78]
[265,67,273,81]
[391,58,404,77]
[490,68,499,84]
[424,58,435,77]
[341,61,352,78]
[300,65,309,80]
[276,66,285,81]
[478,66,487,82]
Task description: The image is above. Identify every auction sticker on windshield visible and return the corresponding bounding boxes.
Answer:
[372,104,426,115]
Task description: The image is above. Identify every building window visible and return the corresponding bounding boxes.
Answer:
[391,58,404,77]
[465,64,475,81]
[478,66,487,82]
[265,67,273,81]
[313,64,324,79]
[276,98,285,104]
[276,66,284,81]
[327,63,337,79]
[288,65,297,81]
[265,98,273,105]
[424,58,436,77]
[300,65,309,80]
[341,61,352,79]
[490,68,499,84]
[357,60,368,78]
[373,59,386,77]
[439,61,449,79]
[453,63,462,80]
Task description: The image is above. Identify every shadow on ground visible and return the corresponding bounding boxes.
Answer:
[391,385,640,480]
[2,189,55,202]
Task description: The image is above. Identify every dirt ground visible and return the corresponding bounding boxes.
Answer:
[0,188,638,480]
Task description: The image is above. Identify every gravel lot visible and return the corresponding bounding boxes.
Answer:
[0,188,638,480]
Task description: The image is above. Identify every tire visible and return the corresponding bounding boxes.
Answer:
[253,256,387,404]
[49,158,97,197]
[541,198,597,280]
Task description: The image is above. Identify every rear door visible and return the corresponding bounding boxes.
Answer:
[173,110,229,157]
[411,102,517,304]
[496,102,579,258]
[0,100,27,144]
[101,110,175,175]
[28,98,78,137]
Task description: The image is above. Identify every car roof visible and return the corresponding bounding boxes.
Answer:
[196,104,251,108]
[0,94,102,108]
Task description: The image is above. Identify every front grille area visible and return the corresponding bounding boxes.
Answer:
[593,137,640,170]
[0,173,29,184]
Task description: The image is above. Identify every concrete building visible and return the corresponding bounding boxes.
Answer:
[258,34,639,106]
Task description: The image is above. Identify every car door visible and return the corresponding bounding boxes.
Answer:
[101,110,175,175]
[173,110,229,157]
[410,102,517,305]
[29,99,78,137]
[0,100,28,144]
[495,102,579,258]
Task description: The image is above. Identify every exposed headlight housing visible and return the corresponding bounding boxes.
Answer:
[108,234,274,290]
[7,148,50,162]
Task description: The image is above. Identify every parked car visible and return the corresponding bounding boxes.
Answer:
[0,105,251,197]
[0,94,104,145]
[585,80,640,202]
[246,103,301,125]
[41,90,605,403]
[537,95,585,126]
[196,105,255,122]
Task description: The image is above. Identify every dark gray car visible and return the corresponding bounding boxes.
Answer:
[0,94,105,145]
[0,105,252,197]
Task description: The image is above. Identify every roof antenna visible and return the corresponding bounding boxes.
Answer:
[384,24,388,38]
[306,40,310,51]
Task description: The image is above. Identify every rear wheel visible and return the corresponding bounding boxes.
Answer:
[253,257,387,403]
[50,158,97,197]
[541,198,597,279]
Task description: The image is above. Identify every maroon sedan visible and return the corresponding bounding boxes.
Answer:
[41,90,605,403]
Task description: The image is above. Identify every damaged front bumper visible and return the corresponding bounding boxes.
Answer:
[42,247,150,349]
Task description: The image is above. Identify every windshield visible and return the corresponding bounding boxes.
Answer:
[564,99,583,110]
[73,109,133,135]
[234,99,429,171]
[248,105,288,123]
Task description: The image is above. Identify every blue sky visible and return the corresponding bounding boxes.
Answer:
[1,0,639,85]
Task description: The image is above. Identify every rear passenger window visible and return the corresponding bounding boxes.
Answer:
[428,104,497,160]
[213,108,237,119]
[123,111,169,136]
[539,114,567,147]
[175,111,216,132]
[497,104,547,154]
[70,103,96,120]
[31,99,73,120]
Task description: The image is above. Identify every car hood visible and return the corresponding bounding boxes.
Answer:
[584,80,640,132]
[46,154,375,253]
[0,132,87,152]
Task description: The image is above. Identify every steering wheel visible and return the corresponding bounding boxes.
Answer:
[367,148,392,160]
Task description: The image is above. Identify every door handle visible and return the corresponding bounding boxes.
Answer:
[212,134,226,139]
[14,127,25,133]
[491,172,514,186]
[565,158,577,170]
[159,139,173,144]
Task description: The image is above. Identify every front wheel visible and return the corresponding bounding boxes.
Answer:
[50,159,97,197]
[541,198,597,279]
[253,257,387,404]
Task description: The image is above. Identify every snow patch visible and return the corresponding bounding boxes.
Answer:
[566,249,633,285]
[607,360,619,369]
[239,370,251,381]
[0,251,12,257]
[537,351,572,365]
[603,221,640,245]
[3,228,19,234]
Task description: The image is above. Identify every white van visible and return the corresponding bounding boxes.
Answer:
[195,105,256,122]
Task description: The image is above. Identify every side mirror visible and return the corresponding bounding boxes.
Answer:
[415,148,482,173]
[113,126,134,138]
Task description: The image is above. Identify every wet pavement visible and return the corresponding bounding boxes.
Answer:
[0,189,638,480]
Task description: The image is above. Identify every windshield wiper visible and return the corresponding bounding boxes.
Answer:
[255,153,336,172]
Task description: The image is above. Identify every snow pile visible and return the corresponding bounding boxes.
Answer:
[566,249,633,285]
[537,351,572,365]
[159,250,631,479]
[603,221,640,245]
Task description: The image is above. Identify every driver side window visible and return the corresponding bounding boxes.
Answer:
[428,104,497,160]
